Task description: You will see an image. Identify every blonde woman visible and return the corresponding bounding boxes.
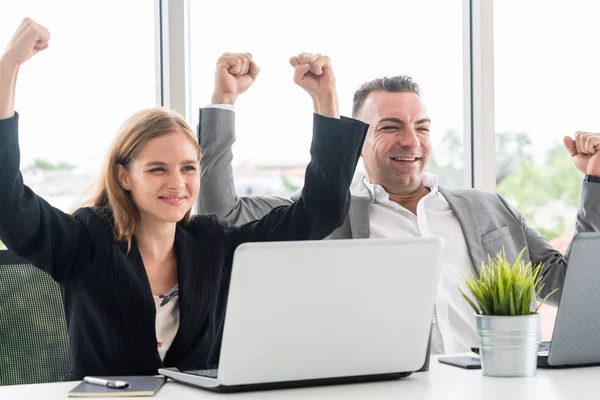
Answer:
[0,19,368,379]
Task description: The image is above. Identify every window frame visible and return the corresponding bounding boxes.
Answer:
[159,0,497,189]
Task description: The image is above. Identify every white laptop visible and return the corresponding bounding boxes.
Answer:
[159,237,444,392]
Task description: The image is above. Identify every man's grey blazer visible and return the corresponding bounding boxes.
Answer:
[196,107,600,305]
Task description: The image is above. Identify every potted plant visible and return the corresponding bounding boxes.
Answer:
[459,248,558,377]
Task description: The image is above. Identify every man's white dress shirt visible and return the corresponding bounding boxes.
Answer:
[355,173,478,354]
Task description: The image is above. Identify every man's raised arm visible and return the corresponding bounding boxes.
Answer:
[196,53,291,225]
[196,52,343,226]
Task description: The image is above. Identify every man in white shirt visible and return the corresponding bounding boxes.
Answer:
[196,52,600,354]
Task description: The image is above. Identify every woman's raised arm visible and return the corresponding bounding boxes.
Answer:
[0,19,96,282]
[0,18,50,119]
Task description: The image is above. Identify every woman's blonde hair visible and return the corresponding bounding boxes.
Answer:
[73,108,201,250]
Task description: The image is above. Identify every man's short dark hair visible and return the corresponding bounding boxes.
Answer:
[352,76,421,118]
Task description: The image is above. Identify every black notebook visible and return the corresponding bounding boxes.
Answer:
[68,376,166,398]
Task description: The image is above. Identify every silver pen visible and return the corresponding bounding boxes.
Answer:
[83,376,130,389]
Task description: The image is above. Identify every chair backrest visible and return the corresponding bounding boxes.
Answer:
[0,250,70,385]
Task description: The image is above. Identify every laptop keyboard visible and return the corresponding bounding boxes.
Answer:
[186,368,219,378]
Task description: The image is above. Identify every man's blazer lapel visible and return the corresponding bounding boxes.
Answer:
[439,186,485,274]
[348,181,373,239]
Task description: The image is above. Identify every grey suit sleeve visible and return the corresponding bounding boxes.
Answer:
[498,180,600,305]
[572,180,600,234]
[196,107,292,226]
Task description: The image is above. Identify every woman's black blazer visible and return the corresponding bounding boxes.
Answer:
[0,113,367,379]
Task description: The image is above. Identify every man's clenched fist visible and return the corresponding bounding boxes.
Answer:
[211,52,260,105]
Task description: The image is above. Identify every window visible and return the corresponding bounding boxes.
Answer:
[189,0,465,196]
[493,0,600,338]
[0,1,157,213]
[494,0,598,248]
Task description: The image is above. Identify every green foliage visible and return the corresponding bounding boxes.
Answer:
[459,248,558,316]
[281,176,300,196]
[428,130,533,188]
[427,128,464,187]
[497,142,582,240]
[496,131,533,165]
[428,129,580,241]
[33,159,76,171]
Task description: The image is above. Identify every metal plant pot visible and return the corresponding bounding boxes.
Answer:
[475,314,540,377]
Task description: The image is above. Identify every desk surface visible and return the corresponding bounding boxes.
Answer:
[2,354,599,400]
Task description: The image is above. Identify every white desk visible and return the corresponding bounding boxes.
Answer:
[2,355,600,400]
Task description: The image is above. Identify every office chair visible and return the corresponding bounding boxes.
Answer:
[0,249,70,385]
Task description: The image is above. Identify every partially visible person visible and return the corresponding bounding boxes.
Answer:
[196,62,600,355]
[0,19,368,379]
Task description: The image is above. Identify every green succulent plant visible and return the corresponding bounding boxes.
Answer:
[459,247,558,316]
